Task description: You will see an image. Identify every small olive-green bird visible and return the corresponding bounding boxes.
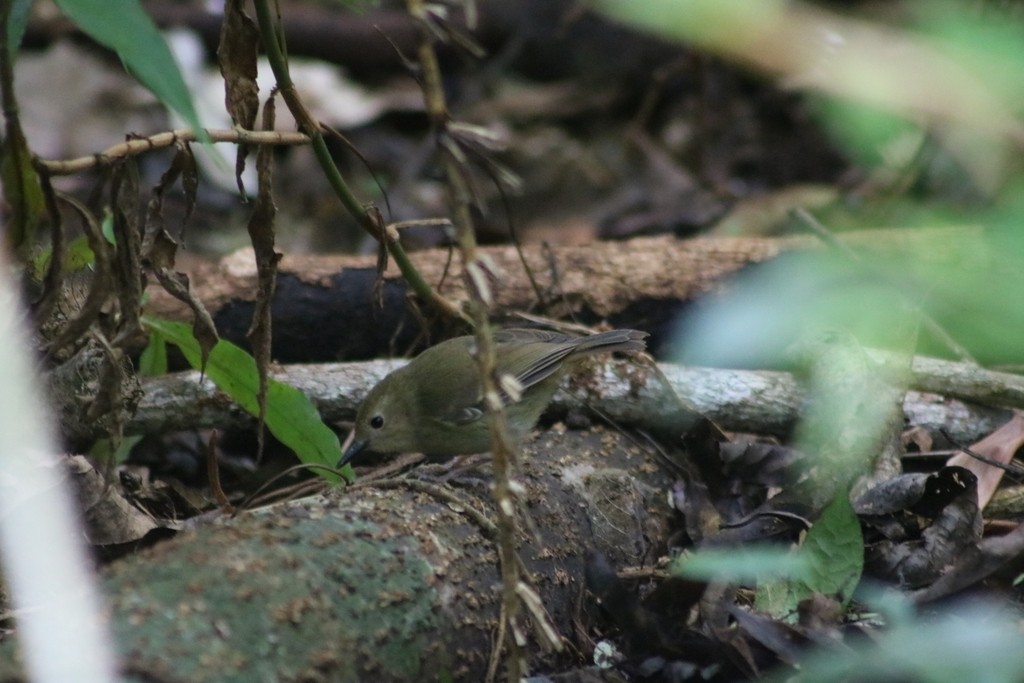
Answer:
[340,328,647,466]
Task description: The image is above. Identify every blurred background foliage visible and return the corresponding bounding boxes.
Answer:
[589,0,1024,368]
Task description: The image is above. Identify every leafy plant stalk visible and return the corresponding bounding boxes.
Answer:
[250,0,467,325]
[0,2,44,255]
[404,1,531,680]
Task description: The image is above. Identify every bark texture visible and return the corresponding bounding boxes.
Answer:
[145,229,978,363]
[122,357,1012,448]
[0,428,674,683]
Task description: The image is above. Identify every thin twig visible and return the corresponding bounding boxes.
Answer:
[406,0,532,678]
[36,128,310,175]
[204,430,236,513]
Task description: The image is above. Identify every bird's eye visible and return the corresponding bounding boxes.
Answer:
[370,415,384,429]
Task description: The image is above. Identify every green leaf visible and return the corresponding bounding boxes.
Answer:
[101,211,115,245]
[0,122,45,252]
[31,234,99,280]
[139,328,169,377]
[143,316,347,483]
[799,494,863,601]
[675,249,915,369]
[766,602,1024,683]
[53,0,209,143]
[6,0,34,59]
[91,434,143,466]
[591,0,784,54]
[673,546,811,584]
[756,494,864,617]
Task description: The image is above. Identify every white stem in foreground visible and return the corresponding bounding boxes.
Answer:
[0,269,118,683]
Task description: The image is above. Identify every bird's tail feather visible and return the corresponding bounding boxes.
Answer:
[572,329,648,356]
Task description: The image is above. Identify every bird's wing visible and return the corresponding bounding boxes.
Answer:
[418,331,577,424]
[496,339,577,391]
[411,337,488,425]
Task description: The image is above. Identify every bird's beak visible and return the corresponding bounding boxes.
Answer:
[339,439,369,468]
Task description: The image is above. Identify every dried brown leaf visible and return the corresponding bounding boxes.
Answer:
[151,264,219,375]
[66,455,163,546]
[218,0,261,195]
[144,143,197,244]
[111,160,144,345]
[245,96,281,459]
[946,411,1024,509]
[860,466,981,588]
[43,198,114,359]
